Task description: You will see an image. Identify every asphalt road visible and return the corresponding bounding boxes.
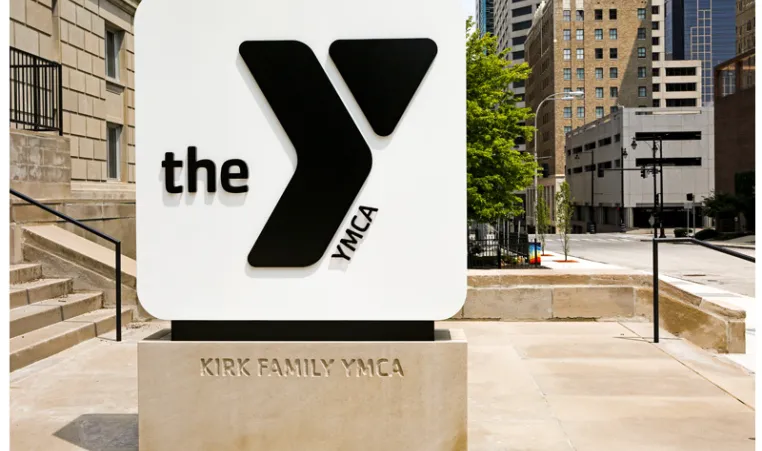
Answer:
[542,233,756,298]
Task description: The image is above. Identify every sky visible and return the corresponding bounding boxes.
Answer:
[462,0,476,20]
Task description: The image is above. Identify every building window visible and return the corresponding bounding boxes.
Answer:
[637,47,647,58]
[105,29,122,80]
[637,28,647,39]
[653,99,661,107]
[577,107,585,118]
[576,29,584,40]
[576,48,584,60]
[609,28,618,40]
[666,82,697,92]
[576,87,585,94]
[512,5,533,17]
[107,123,122,179]
[512,50,524,60]
[665,67,697,76]
[609,48,618,59]
[610,86,618,97]
[563,68,572,80]
[595,48,603,59]
[652,52,660,61]
[652,37,660,46]
[652,21,660,30]
[563,87,571,93]
[594,9,603,20]
[575,10,584,21]
[576,68,585,80]
[637,8,646,20]
[638,66,647,78]
[653,83,660,92]
[513,20,533,31]
[652,5,659,15]
[512,35,527,46]
[609,9,617,20]
[609,67,618,78]
[564,126,572,134]
[595,87,604,98]
[666,98,697,107]
[563,10,571,21]
[638,86,647,97]
[594,29,603,40]
[564,49,572,60]
[596,106,604,118]
[564,29,571,40]
[563,107,572,118]
[652,68,660,77]
[595,67,604,79]
[610,106,618,114]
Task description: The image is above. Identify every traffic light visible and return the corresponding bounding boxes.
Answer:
[686,193,694,201]
[640,167,647,178]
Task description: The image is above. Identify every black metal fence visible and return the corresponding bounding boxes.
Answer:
[467,220,541,269]
[10,47,63,134]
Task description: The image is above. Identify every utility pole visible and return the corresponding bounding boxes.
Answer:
[652,142,658,239]
[658,138,666,238]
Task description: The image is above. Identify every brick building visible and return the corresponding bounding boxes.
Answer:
[524,0,652,223]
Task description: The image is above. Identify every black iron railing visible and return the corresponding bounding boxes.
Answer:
[468,233,540,269]
[10,189,123,341]
[10,47,63,135]
[651,237,754,343]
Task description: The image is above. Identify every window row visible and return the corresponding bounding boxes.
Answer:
[563,8,647,21]
[563,29,617,40]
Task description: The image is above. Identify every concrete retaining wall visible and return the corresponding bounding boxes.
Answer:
[453,270,746,354]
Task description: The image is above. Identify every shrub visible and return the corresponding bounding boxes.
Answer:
[694,228,719,241]
[674,228,689,238]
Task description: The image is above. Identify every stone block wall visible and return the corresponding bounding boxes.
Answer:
[10,0,137,184]
[10,130,71,199]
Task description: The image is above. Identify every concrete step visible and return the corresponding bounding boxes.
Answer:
[9,263,42,284]
[9,292,103,338]
[9,278,73,309]
[10,307,134,372]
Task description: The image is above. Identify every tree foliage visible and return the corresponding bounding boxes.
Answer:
[555,181,574,261]
[703,191,742,220]
[467,18,536,223]
[536,185,550,253]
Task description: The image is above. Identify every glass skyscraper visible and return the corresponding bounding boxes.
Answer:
[475,0,495,36]
[666,0,736,104]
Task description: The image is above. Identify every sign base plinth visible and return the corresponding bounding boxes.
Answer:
[138,328,467,451]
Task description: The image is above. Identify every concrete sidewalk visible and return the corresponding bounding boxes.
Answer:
[10,320,755,450]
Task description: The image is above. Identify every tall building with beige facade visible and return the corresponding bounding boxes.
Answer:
[737,0,755,54]
[10,0,139,258]
[524,0,653,224]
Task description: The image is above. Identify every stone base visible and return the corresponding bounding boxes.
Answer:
[138,328,468,451]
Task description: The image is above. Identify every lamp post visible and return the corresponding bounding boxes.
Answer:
[532,90,584,236]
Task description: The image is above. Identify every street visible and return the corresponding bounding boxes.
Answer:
[542,233,756,297]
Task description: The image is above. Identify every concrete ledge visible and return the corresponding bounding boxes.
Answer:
[458,271,746,354]
[138,329,468,451]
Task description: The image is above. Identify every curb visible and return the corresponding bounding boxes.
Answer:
[637,239,755,250]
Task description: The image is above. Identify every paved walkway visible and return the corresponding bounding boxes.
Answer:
[541,250,756,374]
[10,321,755,450]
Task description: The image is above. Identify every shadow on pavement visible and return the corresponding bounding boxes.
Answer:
[54,414,137,451]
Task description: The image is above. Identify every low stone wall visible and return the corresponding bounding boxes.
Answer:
[10,130,72,200]
[452,270,746,354]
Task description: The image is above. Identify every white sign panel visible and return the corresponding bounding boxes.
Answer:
[135,0,465,320]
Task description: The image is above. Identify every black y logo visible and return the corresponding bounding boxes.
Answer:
[239,39,437,267]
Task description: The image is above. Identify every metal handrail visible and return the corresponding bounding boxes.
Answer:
[10,189,122,341]
[651,237,755,343]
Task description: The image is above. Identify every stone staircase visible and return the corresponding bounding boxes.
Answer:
[10,262,133,372]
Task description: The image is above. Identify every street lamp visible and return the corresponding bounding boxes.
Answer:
[532,90,584,235]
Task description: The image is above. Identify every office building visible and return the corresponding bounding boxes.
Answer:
[651,0,703,108]
[476,0,496,36]
[666,0,737,104]
[525,0,653,225]
[494,0,543,153]
[736,0,755,54]
[565,107,714,232]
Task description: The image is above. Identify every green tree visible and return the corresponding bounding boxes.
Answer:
[555,181,574,261]
[536,185,550,254]
[467,18,537,223]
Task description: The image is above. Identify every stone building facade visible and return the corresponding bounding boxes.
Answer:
[524,0,652,223]
[9,0,139,260]
[736,0,755,54]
